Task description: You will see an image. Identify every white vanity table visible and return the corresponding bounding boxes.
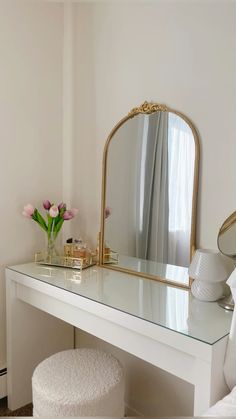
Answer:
[6,262,232,416]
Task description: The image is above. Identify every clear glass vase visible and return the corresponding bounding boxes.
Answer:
[46,232,58,262]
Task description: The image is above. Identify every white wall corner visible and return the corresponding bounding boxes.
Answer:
[62,0,76,242]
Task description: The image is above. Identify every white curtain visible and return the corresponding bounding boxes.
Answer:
[135,112,195,268]
[135,113,169,262]
[167,113,195,267]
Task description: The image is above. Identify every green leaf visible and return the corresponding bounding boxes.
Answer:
[54,218,64,238]
[34,210,47,232]
[59,207,66,217]
[53,214,61,228]
[47,215,53,239]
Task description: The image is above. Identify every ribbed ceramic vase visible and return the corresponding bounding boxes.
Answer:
[189,249,233,302]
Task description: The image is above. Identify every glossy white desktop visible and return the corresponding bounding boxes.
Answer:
[108,254,190,285]
[6,263,232,415]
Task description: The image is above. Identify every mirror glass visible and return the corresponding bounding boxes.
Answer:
[101,103,199,287]
[218,211,236,258]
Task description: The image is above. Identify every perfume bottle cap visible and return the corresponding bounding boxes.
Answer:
[74,239,82,244]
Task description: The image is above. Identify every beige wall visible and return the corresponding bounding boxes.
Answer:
[73,1,236,415]
[1,0,235,415]
[73,1,236,251]
[0,1,63,369]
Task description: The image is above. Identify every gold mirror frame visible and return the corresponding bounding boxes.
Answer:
[217,211,236,258]
[217,212,236,311]
[99,101,200,288]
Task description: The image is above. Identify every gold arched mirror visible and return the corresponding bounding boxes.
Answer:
[99,102,200,288]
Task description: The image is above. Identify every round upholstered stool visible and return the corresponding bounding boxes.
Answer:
[32,348,125,417]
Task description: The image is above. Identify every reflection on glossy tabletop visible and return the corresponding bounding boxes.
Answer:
[8,262,232,345]
[109,254,190,285]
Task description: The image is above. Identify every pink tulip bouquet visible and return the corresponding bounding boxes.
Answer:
[23,200,78,256]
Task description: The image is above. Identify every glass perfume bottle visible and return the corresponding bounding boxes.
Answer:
[73,239,87,262]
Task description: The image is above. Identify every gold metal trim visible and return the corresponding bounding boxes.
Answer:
[217,211,236,258]
[99,101,200,288]
[218,211,236,237]
[129,101,168,117]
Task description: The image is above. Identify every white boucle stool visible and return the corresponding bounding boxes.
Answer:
[32,348,125,417]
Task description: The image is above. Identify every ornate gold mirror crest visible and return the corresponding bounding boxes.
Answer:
[99,101,200,288]
[128,101,168,116]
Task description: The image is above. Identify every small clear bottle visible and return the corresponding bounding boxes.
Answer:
[73,239,87,262]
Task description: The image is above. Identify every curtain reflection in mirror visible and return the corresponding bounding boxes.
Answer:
[135,113,194,268]
[136,113,169,263]
[168,113,195,267]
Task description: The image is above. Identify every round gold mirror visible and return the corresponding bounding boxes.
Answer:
[218,211,236,258]
[217,211,236,310]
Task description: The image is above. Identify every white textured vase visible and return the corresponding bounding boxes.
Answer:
[191,279,225,302]
[189,249,234,302]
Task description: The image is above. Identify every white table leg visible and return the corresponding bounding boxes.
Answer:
[194,359,214,416]
[193,337,229,416]
[6,276,74,410]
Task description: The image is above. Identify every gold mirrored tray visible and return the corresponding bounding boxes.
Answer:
[35,251,97,270]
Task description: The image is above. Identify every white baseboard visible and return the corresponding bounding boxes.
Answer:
[0,371,7,399]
